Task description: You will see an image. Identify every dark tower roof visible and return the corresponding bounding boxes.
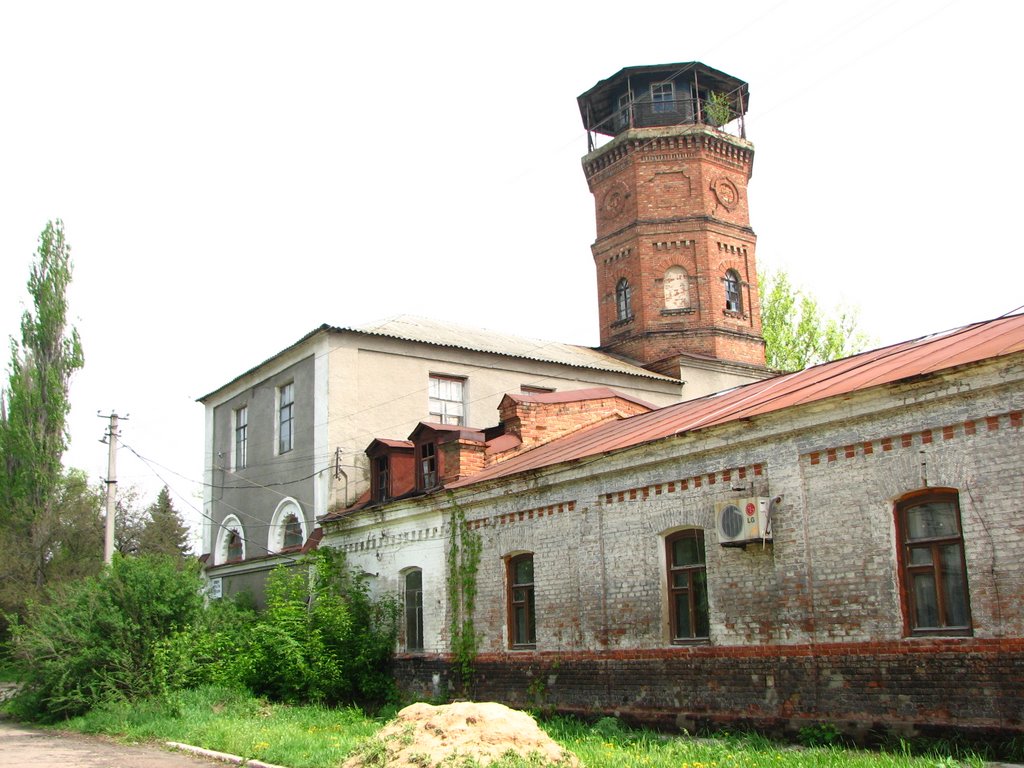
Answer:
[577,62,750,139]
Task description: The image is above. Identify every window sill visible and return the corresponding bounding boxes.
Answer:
[611,316,635,328]
[670,638,710,646]
[906,627,973,638]
[722,310,747,320]
[509,644,537,651]
[661,308,694,316]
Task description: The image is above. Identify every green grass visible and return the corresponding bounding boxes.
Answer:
[60,686,381,768]
[42,688,996,768]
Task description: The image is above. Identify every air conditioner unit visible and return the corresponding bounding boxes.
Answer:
[715,497,772,546]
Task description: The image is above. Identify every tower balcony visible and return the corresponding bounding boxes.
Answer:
[578,62,749,151]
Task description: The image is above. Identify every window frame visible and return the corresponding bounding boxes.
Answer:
[665,529,710,643]
[269,498,306,553]
[507,553,537,649]
[895,489,972,637]
[615,277,633,322]
[650,81,675,113]
[216,515,246,565]
[374,454,390,502]
[404,569,424,652]
[418,442,438,490]
[233,405,248,471]
[278,382,294,455]
[428,374,466,426]
[724,270,743,313]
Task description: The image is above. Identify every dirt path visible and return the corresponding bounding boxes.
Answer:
[0,720,232,768]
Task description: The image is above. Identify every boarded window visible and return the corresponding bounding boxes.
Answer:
[664,266,689,309]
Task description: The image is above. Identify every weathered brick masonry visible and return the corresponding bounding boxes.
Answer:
[387,361,1024,738]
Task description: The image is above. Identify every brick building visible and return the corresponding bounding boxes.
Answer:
[319,63,1024,738]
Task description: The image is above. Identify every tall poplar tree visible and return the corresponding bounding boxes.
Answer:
[0,220,85,599]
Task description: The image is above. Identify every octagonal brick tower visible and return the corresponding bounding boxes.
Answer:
[579,63,768,379]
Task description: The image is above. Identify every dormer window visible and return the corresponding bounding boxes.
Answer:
[419,442,437,490]
[374,455,390,502]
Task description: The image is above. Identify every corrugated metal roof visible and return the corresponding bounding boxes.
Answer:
[449,314,1024,488]
[349,315,676,381]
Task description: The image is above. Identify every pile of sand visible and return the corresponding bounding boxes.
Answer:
[343,701,580,768]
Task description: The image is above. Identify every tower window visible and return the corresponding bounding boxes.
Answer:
[651,82,675,113]
[616,278,633,321]
[429,375,465,425]
[663,266,689,310]
[666,529,709,642]
[896,490,972,635]
[724,270,743,313]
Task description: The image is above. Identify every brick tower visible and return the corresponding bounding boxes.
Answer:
[578,63,768,380]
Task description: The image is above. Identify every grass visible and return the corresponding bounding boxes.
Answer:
[26,687,998,768]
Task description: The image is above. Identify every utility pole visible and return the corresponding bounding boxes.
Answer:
[99,411,127,565]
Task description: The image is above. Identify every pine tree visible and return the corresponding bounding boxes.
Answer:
[138,487,191,557]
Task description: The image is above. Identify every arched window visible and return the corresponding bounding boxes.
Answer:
[895,490,972,635]
[507,553,536,648]
[663,266,689,309]
[724,269,742,313]
[615,278,632,321]
[404,569,424,652]
[215,515,245,565]
[269,498,307,552]
[665,529,709,641]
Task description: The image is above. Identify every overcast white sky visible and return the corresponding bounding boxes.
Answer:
[1,0,1021,544]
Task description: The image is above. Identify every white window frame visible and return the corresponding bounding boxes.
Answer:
[651,81,675,113]
[232,405,248,471]
[269,498,307,552]
[215,515,246,565]
[277,382,294,455]
[428,374,466,425]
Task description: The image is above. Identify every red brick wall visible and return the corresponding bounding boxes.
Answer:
[585,128,765,368]
[394,638,1024,739]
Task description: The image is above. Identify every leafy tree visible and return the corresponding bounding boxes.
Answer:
[759,268,870,372]
[114,484,147,556]
[0,220,85,617]
[138,487,191,557]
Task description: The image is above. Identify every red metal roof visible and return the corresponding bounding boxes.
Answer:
[449,314,1024,488]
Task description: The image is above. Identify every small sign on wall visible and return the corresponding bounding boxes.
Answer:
[208,577,223,600]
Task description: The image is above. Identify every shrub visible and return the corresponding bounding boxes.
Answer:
[8,554,204,720]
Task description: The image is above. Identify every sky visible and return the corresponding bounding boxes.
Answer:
[1,0,1021,545]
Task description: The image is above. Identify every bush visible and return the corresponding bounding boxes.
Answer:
[8,554,204,720]
[235,550,400,706]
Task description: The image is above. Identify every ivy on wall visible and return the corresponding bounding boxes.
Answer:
[446,493,481,693]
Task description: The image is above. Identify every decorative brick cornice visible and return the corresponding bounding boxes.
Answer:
[803,410,1023,466]
[653,239,695,250]
[467,500,577,531]
[602,463,764,506]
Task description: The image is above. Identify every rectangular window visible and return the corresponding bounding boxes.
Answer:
[666,529,709,642]
[405,570,424,652]
[897,491,972,635]
[374,455,390,501]
[615,92,632,129]
[508,553,536,648]
[278,382,294,454]
[651,81,675,113]
[419,442,437,489]
[429,375,465,425]
[233,406,247,470]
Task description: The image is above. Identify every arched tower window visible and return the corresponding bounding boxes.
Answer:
[663,266,689,310]
[215,516,245,565]
[724,269,742,313]
[615,278,633,321]
[269,498,307,552]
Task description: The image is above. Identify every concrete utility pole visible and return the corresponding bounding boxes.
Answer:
[99,411,126,565]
